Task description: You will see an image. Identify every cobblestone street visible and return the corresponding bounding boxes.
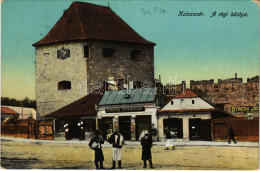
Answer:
[1,140,258,170]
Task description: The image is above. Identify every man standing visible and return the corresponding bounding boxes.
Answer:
[108,130,124,169]
[89,130,105,169]
[141,131,154,169]
[228,126,237,144]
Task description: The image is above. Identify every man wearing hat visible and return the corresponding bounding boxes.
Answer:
[141,130,154,169]
[89,130,105,169]
[108,129,124,169]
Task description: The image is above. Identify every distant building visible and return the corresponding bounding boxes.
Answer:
[33,2,155,118]
[1,106,36,120]
[1,107,19,122]
[157,89,216,141]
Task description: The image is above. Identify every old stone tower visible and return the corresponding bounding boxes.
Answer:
[33,2,155,118]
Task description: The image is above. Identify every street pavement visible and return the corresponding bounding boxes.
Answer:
[1,136,258,147]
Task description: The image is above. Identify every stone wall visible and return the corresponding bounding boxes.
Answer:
[190,75,259,116]
[35,40,154,117]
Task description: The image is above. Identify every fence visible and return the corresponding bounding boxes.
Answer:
[1,119,54,140]
[211,117,259,142]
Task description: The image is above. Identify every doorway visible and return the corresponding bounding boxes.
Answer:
[189,118,201,140]
[119,116,131,140]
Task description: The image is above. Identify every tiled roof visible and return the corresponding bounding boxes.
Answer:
[1,107,19,115]
[46,89,104,117]
[99,88,156,106]
[33,1,155,46]
[157,108,216,114]
[174,89,198,98]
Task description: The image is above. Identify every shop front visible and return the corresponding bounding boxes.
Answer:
[97,88,158,141]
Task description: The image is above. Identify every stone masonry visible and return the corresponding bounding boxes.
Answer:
[190,75,259,116]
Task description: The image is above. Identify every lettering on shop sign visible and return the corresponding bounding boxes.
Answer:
[231,106,259,113]
[105,107,145,113]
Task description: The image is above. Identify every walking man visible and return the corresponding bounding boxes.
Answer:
[89,130,105,169]
[108,129,124,169]
[141,131,154,169]
[228,126,237,144]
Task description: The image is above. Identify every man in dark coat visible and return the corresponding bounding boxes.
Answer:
[141,131,154,169]
[228,126,237,144]
[89,130,105,169]
[108,130,124,169]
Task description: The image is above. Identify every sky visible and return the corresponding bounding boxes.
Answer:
[1,0,259,100]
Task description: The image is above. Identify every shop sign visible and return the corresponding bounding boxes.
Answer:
[231,106,259,113]
[106,107,145,113]
[245,113,254,120]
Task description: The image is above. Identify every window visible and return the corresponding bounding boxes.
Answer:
[43,53,49,63]
[84,119,96,132]
[192,100,195,104]
[84,45,89,58]
[58,81,71,90]
[131,50,142,61]
[55,119,66,132]
[103,48,116,57]
[171,101,174,105]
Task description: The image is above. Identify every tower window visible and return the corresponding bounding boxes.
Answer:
[192,100,195,104]
[58,81,71,90]
[103,48,116,57]
[131,50,142,61]
[84,45,89,58]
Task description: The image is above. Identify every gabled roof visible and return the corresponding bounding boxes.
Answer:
[46,89,104,117]
[33,1,155,46]
[174,89,198,98]
[99,88,156,106]
[1,107,19,115]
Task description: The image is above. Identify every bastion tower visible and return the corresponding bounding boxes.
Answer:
[33,2,155,117]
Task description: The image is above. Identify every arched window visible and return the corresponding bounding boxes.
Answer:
[58,81,71,90]
[131,50,142,61]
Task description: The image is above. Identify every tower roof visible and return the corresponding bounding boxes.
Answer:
[33,1,155,46]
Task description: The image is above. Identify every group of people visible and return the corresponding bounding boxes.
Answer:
[89,130,154,170]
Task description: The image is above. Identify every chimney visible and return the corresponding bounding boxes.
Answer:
[159,75,161,83]
[235,73,237,80]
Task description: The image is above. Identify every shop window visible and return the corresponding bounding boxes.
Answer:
[103,48,116,57]
[58,81,71,90]
[131,50,142,61]
[55,120,66,132]
[84,119,96,132]
[192,100,195,104]
[84,45,89,58]
[171,101,174,105]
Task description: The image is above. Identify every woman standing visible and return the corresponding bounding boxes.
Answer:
[89,130,105,169]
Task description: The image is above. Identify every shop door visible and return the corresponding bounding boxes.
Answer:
[70,121,80,139]
[136,115,151,140]
[189,118,201,140]
[119,116,131,140]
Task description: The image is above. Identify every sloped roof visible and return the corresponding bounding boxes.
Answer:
[99,88,156,106]
[1,107,19,115]
[174,89,198,98]
[46,90,103,117]
[1,106,36,115]
[33,1,155,46]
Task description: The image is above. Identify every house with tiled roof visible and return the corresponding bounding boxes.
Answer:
[1,107,19,123]
[33,1,155,118]
[157,89,217,141]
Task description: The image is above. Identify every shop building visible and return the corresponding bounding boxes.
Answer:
[97,88,158,141]
[157,89,216,141]
[45,90,103,140]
